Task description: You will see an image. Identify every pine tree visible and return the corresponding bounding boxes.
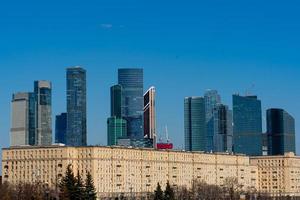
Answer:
[75,171,85,199]
[59,164,77,200]
[164,181,175,200]
[154,182,164,200]
[84,172,97,200]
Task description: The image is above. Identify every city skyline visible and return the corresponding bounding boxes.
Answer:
[1,67,299,150]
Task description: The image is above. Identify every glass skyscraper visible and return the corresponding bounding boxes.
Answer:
[118,68,144,139]
[55,112,67,144]
[144,86,156,148]
[10,92,36,146]
[232,95,262,156]
[107,116,127,146]
[267,108,295,155]
[213,104,233,153]
[111,84,122,117]
[184,97,206,151]
[204,90,221,151]
[107,84,127,146]
[34,80,52,146]
[66,67,87,146]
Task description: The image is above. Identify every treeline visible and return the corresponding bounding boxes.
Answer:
[1,168,300,200]
[0,164,97,200]
[151,178,299,200]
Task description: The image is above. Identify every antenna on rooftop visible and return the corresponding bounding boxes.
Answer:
[165,125,170,143]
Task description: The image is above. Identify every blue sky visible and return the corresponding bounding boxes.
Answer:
[1,0,300,157]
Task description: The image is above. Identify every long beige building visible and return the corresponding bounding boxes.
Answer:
[2,145,257,198]
[251,152,300,197]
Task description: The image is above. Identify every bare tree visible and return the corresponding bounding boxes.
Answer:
[174,186,192,200]
[222,177,243,200]
[0,181,57,200]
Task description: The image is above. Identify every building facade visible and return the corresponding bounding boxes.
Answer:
[10,92,36,146]
[144,87,156,147]
[184,97,206,151]
[213,104,233,153]
[107,84,127,146]
[55,113,67,144]
[34,80,52,146]
[66,67,87,146]
[204,90,221,151]
[2,146,257,199]
[107,117,127,146]
[250,153,300,197]
[110,84,122,118]
[233,95,262,156]
[118,68,144,139]
[267,109,296,155]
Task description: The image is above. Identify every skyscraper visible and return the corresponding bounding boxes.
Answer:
[111,84,122,117]
[66,67,87,146]
[55,113,67,144]
[34,80,52,146]
[107,116,127,146]
[267,108,295,155]
[118,68,144,139]
[184,97,206,151]
[213,104,233,153]
[144,87,156,147]
[232,95,262,156]
[107,84,127,146]
[10,92,36,146]
[204,90,221,151]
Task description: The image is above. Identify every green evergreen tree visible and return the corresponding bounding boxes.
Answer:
[75,171,85,199]
[164,181,175,200]
[59,164,77,200]
[154,182,164,200]
[84,172,97,200]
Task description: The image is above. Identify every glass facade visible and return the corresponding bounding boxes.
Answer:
[66,67,87,146]
[34,81,52,146]
[118,68,144,139]
[143,87,156,147]
[204,90,221,151]
[117,138,154,148]
[232,95,262,156]
[213,104,233,153]
[55,113,67,144]
[107,116,127,146]
[184,97,206,151]
[111,84,122,117]
[267,109,295,155]
[28,93,36,146]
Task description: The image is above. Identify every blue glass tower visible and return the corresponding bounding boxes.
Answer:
[232,95,262,156]
[267,108,295,155]
[118,68,144,139]
[34,80,52,146]
[184,97,206,151]
[204,90,221,151]
[66,67,87,146]
[213,104,233,153]
[55,113,67,144]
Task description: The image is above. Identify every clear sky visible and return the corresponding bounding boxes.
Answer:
[1,0,300,159]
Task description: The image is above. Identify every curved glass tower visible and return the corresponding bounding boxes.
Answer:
[34,80,52,146]
[118,68,144,139]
